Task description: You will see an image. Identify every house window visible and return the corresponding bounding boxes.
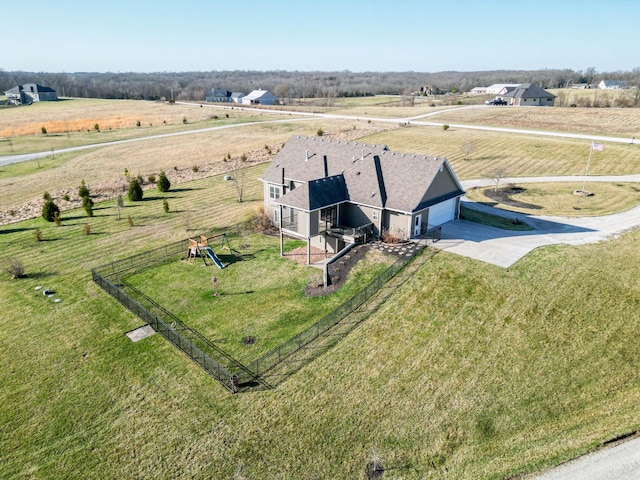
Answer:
[269,185,280,200]
[372,210,379,221]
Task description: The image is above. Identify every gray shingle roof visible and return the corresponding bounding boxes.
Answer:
[262,136,463,213]
[276,175,348,211]
[502,83,555,99]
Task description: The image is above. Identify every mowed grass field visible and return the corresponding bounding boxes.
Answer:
[428,105,640,136]
[2,99,640,478]
[361,124,640,179]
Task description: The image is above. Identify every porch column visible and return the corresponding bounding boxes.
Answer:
[279,204,284,257]
[307,212,311,265]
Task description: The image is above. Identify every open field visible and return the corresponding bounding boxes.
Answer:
[0,99,297,156]
[0,117,391,216]
[362,125,640,179]
[548,87,639,108]
[465,181,640,217]
[123,232,394,364]
[2,99,640,478]
[423,105,640,137]
[2,165,640,478]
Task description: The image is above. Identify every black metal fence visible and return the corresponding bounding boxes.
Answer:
[92,229,422,393]
[92,269,244,392]
[248,253,410,377]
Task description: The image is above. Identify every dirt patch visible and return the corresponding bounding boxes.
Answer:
[303,244,371,297]
[482,185,542,210]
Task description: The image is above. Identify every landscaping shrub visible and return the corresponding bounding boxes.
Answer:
[5,257,25,279]
[192,165,199,173]
[157,171,171,192]
[380,227,406,244]
[163,198,170,213]
[128,179,143,202]
[83,223,91,235]
[248,204,275,233]
[442,124,450,131]
[42,198,60,222]
[41,126,47,135]
[317,128,324,136]
[53,211,61,226]
[147,174,156,184]
[128,215,134,227]
[34,228,43,241]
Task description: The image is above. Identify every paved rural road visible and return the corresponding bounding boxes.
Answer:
[534,436,640,480]
[0,116,315,167]
[3,103,637,167]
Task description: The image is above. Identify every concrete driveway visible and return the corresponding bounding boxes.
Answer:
[534,435,640,480]
[431,176,640,268]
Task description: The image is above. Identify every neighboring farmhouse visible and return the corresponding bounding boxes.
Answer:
[502,83,556,106]
[471,83,521,95]
[241,89,278,105]
[4,83,58,105]
[204,88,245,103]
[598,80,627,90]
[204,87,277,105]
[261,136,464,264]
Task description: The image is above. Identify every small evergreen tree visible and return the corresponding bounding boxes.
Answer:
[82,196,94,217]
[128,178,143,202]
[42,198,60,222]
[157,171,171,192]
[78,179,90,199]
[163,198,170,213]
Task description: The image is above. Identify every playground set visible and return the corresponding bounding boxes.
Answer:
[187,233,230,269]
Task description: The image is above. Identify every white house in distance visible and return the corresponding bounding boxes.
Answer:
[260,136,465,265]
[241,89,278,105]
[598,80,627,90]
[471,84,521,95]
[4,83,58,105]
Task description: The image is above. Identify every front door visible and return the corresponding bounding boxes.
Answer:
[413,214,422,237]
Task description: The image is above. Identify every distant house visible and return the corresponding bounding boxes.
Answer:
[241,89,278,106]
[4,84,57,105]
[598,80,627,90]
[571,83,591,89]
[502,83,556,106]
[260,136,464,264]
[471,84,521,95]
[205,89,233,102]
[230,92,244,103]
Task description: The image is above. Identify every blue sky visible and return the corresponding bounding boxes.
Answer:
[2,0,638,73]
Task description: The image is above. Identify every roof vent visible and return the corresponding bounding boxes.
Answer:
[356,171,361,175]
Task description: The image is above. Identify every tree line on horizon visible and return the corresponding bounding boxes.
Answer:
[1,68,639,102]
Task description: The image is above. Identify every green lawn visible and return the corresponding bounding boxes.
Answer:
[465,182,640,216]
[2,103,640,479]
[122,231,394,364]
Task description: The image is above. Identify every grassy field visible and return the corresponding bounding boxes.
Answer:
[122,231,394,364]
[361,125,640,179]
[2,99,640,479]
[465,181,640,216]
[414,105,640,137]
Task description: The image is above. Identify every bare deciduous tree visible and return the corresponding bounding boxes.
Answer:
[460,137,476,161]
[488,166,508,192]
[232,154,248,203]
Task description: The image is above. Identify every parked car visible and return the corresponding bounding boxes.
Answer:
[486,98,507,105]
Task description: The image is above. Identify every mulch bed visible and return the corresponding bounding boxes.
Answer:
[483,185,542,210]
[303,244,371,297]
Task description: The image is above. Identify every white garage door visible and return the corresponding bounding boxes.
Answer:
[428,198,456,226]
